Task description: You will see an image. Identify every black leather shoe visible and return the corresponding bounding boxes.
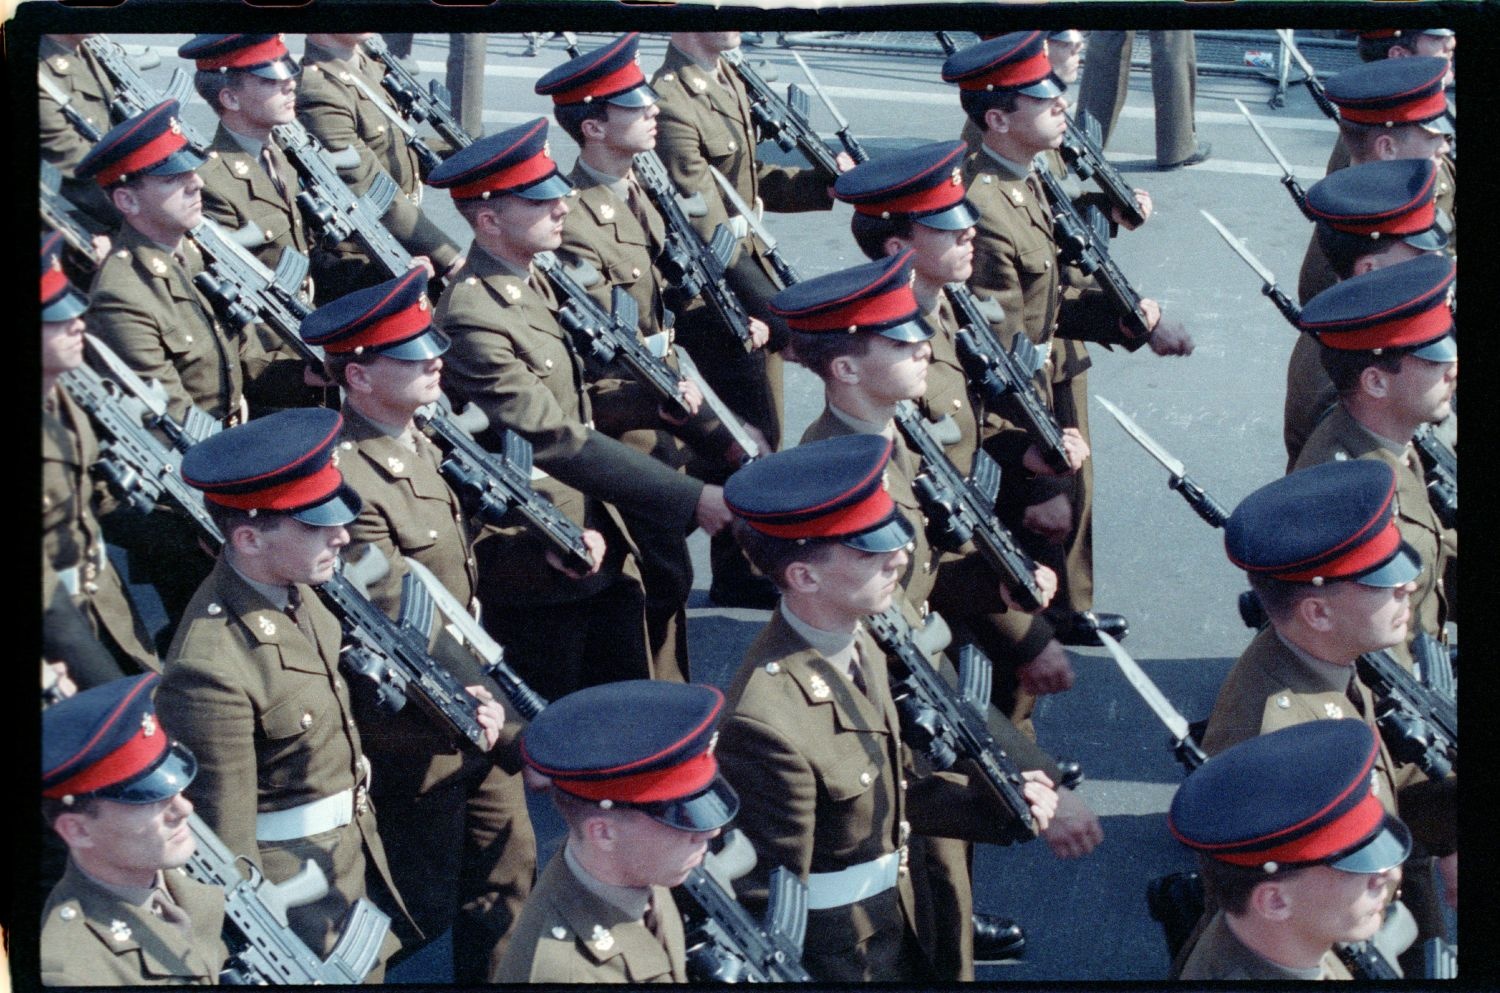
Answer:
[973,914,1026,963]
[1158,142,1212,171]
[708,576,779,610]
[1049,610,1129,647]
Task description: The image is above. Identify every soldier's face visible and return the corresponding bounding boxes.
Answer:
[494,195,569,258]
[61,793,196,887]
[125,170,204,235]
[846,335,932,406]
[1047,38,1085,85]
[1324,578,1415,653]
[1391,352,1457,425]
[607,808,719,888]
[903,223,975,286]
[696,32,742,54]
[1350,240,1429,278]
[42,317,87,376]
[1383,125,1449,167]
[360,354,444,410]
[802,543,910,619]
[1003,94,1069,156]
[226,74,298,128]
[602,101,659,156]
[1275,863,1401,947]
[258,518,350,586]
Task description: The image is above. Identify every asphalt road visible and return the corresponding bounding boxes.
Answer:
[93,31,1454,983]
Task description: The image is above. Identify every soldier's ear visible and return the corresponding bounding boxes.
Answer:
[1296,589,1338,633]
[828,354,861,386]
[51,810,95,849]
[882,236,909,260]
[984,106,1008,135]
[783,560,820,594]
[1247,876,1296,922]
[110,184,140,217]
[1357,363,1393,401]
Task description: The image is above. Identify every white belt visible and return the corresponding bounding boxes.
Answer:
[805,849,902,910]
[256,789,353,843]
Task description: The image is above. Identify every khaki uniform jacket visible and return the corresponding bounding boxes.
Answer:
[296,39,459,275]
[198,123,314,273]
[1294,404,1454,647]
[156,557,415,957]
[650,43,832,309]
[41,861,228,986]
[1178,909,1349,981]
[437,244,704,603]
[42,387,158,673]
[493,850,686,983]
[86,225,257,426]
[39,36,119,227]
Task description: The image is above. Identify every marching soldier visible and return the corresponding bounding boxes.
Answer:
[495,680,739,982]
[717,434,1059,981]
[154,408,422,978]
[42,674,230,985]
[299,269,532,981]
[1197,459,1456,973]
[536,34,756,682]
[39,33,120,232]
[1354,29,1455,85]
[297,33,463,302]
[1285,159,1450,469]
[650,31,854,609]
[1170,720,1412,980]
[42,233,157,685]
[941,33,1193,653]
[428,119,732,699]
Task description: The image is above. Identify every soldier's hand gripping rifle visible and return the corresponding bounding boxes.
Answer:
[720,47,845,183]
[1356,640,1457,780]
[1059,109,1148,230]
[362,35,474,152]
[678,830,813,982]
[1035,167,1154,347]
[1234,99,1314,220]
[81,35,202,145]
[412,397,597,577]
[270,121,420,283]
[188,813,389,984]
[944,282,1072,474]
[893,402,1048,612]
[864,607,1039,841]
[632,150,756,346]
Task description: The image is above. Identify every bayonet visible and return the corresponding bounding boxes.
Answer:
[1234,99,1314,218]
[787,50,869,163]
[709,166,801,287]
[1097,632,1207,772]
[1199,209,1302,327]
[1275,30,1339,121]
[1095,396,1230,528]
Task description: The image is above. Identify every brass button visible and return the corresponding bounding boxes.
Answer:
[300,711,314,729]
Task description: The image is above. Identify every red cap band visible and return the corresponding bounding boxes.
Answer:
[853,172,966,218]
[449,151,559,201]
[550,59,646,106]
[95,125,189,187]
[204,461,344,513]
[1313,300,1453,353]
[1214,792,1387,868]
[749,486,898,542]
[194,35,289,72]
[956,47,1053,92]
[41,264,69,305]
[784,283,918,333]
[1321,197,1436,238]
[1274,519,1402,583]
[556,750,718,805]
[1338,89,1448,127]
[43,677,167,799]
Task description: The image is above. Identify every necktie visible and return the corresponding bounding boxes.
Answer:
[848,641,873,702]
[149,887,193,937]
[261,145,288,201]
[286,585,317,644]
[625,177,653,232]
[1345,675,1369,719]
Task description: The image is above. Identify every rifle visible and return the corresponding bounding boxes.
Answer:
[893,401,1047,612]
[944,282,1072,474]
[678,831,813,982]
[40,162,103,265]
[787,50,869,164]
[1424,938,1458,979]
[1035,168,1153,346]
[1095,396,1232,530]
[709,165,801,289]
[865,607,1038,841]
[270,122,419,282]
[362,35,474,151]
[1059,109,1147,230]
[632,150,757,346]
[934,31,961,56]
[186,813,388,984]
[1411,628,1456,700]
[1199,209,1303,329]
[1274,30,1339,122]
[412,399,597,576]
[1412,425,1457,530]
[187,219,321,367]
[1355,643,1456,779]
[532,252,695,421]
[37,70,104,143]
[83,334,223,451]
[720,48,845,183]
[81,35,203,146]
[1233,99,1314,220]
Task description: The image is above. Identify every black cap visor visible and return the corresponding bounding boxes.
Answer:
[512,171,575,202]
[43,288,90,323]
[914,198,981,232]
[1408,331,1456,363]
[144,147,208,177]
[874,317,935,343]
[97,740,199,804]
[376,326,451,362]
[1352,540,1422,588]
[243,56,301,81]
[606,82,659,108]
[1401,222,1450,254]
[1330,813,1413,874]
[634,774,739,832]
[290,480,363,527]
[841,509,916,554]
[1017,73,1066,100]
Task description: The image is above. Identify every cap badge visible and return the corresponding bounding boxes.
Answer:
[1370,770,1380,797]
[809,673,830,699]
[543,140,551,158]
[950,167,962,187]
[599,202,615,221]
[141,713,157,737]
[257,615,278,637]
[110,920,132,942]
[707,731,719,755]
[169,117,182,136]
[386,456,405,474]
[1324,702,1344,719]
[330,447,342,467]
[504,284,522,302]
[590,924,615,952]
[882,471,891,492]
[418,296,429,312]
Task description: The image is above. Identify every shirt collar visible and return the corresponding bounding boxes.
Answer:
[223,125,266,157]
[981,144,1033,181]
[1274,628,1357,692]
[563,840,652,919]
[828,401,895,440]
[576,159,631,200]
[779,601,858,676]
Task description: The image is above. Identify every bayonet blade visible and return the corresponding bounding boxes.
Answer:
[1199,209,1280,289]
[1097,631,1192,744]
[1234,98,1298,178]
[709,166,777,253]
[789,50,852,133]
[1095,396,1188,479]
[1276,30,1320,87]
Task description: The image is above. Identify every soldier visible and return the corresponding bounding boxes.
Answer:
[716,434,1058,981]
[494,680,739,982]
[650,31,854,609]
[299,268,534,981]
[297,33,463,302]
[1355,29,1456,85]
[941,33,1193,651]
[427,119,732,700]
[155,408,432,978]
[1293,256,1456,660]
[1073,30,1210,169]
[41,673,229,985]
[39,33,119,233]
[535,34,758,682]
[42,233,157,686]
[1170,720,1412,980]
[1198,459,1456,972]
[1285,159,1451,469]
